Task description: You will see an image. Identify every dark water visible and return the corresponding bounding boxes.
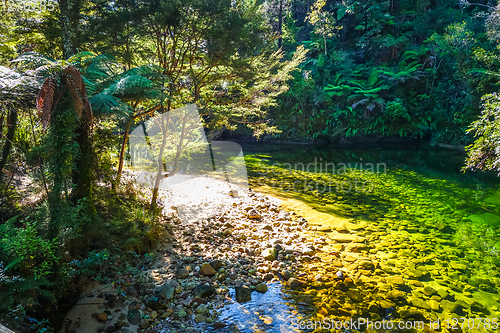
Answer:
[215,143,500,333]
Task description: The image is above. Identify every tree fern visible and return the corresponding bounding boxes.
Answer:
[10,52,56,70]
[0,66,39,106]
[324,74,354,97]
[102,75,154,99]
[89,93,132,118]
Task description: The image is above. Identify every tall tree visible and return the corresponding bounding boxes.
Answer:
[136,0,307,209]
[58,0,82,58]
[305,0,338,55]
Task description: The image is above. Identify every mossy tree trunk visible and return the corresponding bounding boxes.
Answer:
[58,0,81,59]
[0,109,17,178]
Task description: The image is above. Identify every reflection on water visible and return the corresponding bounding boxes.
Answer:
[210,283,314,333]
[213,143,500,333]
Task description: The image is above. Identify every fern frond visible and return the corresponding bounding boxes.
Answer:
[11,52,56,70]
[67,51,97,65]
[122,64,166,81]
[36,77,56,128]
[83,97,93,123]
[89,93,132,118]
[4,257,23,271]
[102,75,153,99]
[64,66,87,97]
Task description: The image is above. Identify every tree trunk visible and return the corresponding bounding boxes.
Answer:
[58,0,81,58]
[149,112,188,213]
[72,115,95,214]
[149,112,168,212]
[0,109,17,177]
[278,0,283,49]
[116,120,131,185]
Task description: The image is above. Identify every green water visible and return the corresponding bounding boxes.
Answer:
[233,143,500,332]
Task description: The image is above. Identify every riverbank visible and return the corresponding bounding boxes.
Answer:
[219,131,467,152]
[59,176,320,333]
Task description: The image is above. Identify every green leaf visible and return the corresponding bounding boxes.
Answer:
[89,93,132,118]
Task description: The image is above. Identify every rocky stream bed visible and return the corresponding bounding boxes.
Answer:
[59,175,500,333]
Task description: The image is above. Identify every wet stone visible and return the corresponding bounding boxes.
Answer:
[346,290,363,302]
[127,309,141,325]
[386,276,404,285]
[235,286,252,303]
[200,263,217,276]
[256,283,268,293]
[422,285,437,296]
[410,297,430,310]
[193,284,216,299]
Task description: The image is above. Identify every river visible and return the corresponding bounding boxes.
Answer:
[215,143,500,333]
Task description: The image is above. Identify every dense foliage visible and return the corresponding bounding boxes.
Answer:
[1,0,500,330]
[268,0,499,145]
[0,0,306,330]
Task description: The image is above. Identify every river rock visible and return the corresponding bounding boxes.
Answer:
[437,289,449,299]
[195,314,207,323]
[358,260,375,270]
[175,267,189,279]
[196,304,209,315]
[289,278,306,288]
[368,303,379,313]
[399,308,424,319]
[441,300,463,314]
[248,209,261,219]
[262,248,277,261]
[330,234,365,243]
[422,285,437,296]
[429,299,440,311]
[449,261,467,271]
[193,284,216,299]
[140,319,151,329]
[127,309,141,325]
[200,263,217,276]
[210,260,224,271]
[346,290,363,302]
[97,312,108,322]
[386,276,404,285]
[281,270,292,281]
[378,299,396,309]
[214,321,227,329]
[406,268,423,278]
[157,283,175,300]
[411,297,430,310]
[256,283,268,293]
[386,290,406,300]
[235,286,252,302]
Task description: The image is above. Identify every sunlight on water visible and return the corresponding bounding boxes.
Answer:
[222,144,500,333]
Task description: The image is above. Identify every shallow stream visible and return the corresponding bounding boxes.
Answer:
[217,143,500,333]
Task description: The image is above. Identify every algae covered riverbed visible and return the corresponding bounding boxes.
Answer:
[241,144,500,332]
